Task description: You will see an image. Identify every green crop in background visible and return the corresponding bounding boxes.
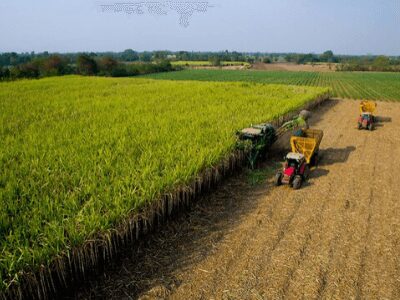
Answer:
[146,69,400,101]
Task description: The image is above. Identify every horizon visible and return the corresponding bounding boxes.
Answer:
[1,0,399,56]
[1,50,399,58]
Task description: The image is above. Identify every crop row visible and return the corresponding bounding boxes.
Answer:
[147,69,400,101]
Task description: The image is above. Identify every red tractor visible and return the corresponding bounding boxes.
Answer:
[275,152,310,189]
[275,129,323,190]
[358,112,375,130]
[358,101,377,131]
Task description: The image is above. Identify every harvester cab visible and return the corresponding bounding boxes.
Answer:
[236,123,277,169]
[358,101,376,131]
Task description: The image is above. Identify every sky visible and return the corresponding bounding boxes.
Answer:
[0,0,399,55]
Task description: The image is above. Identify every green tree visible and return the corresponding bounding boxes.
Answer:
[153,51,168,61]
[12,62,40,78]
[121,49,139,61]
[246,57,255,64]
[263,57,272,64]
[98,56,118,76]
[77,54,98,75]
[41,55,68,76]
[0,67,8,80]
[373,55,390,71]
[209,56,221,66]
[139,52,152,62]
[320,50,334,62]
[177,51,190,61]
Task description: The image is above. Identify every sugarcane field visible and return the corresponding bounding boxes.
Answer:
[1,1,400,299]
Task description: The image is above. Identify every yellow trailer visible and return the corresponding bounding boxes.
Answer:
[290,129,324,164]
[275,128,324,189]
[360,101,377,114]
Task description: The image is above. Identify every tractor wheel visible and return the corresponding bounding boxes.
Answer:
[275,172,283,186]
[368,123,373,131]
[292,175,302,190]
[358,123,362,130]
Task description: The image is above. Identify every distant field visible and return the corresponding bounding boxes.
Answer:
[0,76,327,291]
[171,61,251,67]
[147,69,400,101]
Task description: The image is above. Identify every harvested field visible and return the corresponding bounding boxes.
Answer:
[68,99,400,299]
[251,62,336,72]
[171,61,251,70]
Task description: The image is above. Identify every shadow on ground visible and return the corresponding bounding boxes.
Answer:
[318,146,356,166]
[311,168,330,179]
[375,116,392,123]
[360,115,391,129]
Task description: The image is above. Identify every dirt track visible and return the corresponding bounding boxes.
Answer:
[69,99,400,300]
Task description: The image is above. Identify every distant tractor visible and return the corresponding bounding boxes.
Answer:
[236,123,277,169]
[275,129,323,189]
[358,101,377,131]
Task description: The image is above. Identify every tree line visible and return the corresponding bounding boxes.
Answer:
[0,53,174,81]
[285,51,339,64]
[337,55,400,72]
[2,50,400,80]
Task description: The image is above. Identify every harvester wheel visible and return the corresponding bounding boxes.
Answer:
[292,175,302,190]
[275,172,283,186]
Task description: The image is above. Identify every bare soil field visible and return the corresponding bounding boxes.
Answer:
[191,65,249,70]
[252,62,336,72]
[67,99,400,300]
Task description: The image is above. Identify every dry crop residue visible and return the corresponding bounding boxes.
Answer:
[69,99,400,300]
[251,62,336,72]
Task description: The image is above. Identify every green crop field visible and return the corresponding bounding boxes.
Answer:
[146,69,400,101]
[0,76,327,291]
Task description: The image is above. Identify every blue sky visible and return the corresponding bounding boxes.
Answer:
[0,0,399,55]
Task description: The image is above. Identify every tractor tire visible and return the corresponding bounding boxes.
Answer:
[368,123,373,131]
[275,172,283,186]
[292,175,302,190]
